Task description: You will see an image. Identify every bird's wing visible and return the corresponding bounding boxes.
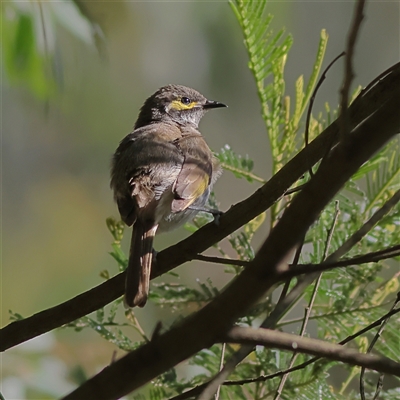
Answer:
[171,134,213,213]
[111,124,183,225]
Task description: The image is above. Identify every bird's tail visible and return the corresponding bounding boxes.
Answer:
[125,220,158,308]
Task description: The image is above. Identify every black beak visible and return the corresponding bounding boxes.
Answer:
[203,100,227,109]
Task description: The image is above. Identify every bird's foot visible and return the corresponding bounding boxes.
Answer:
[188,206,223,225]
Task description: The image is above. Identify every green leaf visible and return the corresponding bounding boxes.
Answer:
[82,316,136,351]
[9,310,24,321]
[299,29,329,125]
[365,139,400,215]
[2,6,56,100]
[149,280,217,309]
[109,243,128,271]
[217,145,264,183]
[230,0,293,156]
[106,218,125,242]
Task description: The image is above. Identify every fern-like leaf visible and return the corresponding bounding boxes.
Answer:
[365,139,400,215]
[216,145,264,183]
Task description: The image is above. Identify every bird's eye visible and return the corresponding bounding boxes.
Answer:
[180,97,191,105]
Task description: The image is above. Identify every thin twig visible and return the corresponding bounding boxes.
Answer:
[274,201,340,399]
[278,300,395,327]
[279,244,400,280]
[339,0,366,141]
[36,1,51,115]
[284,183,307,195]
[327,189,400,258]
[277,256,396,282]
[305,52,346,148]
[221,163,266,184]
[328,245,400,267]
[196,244,400,273]
[192,254,251,267]
[277,238,305,304]
[110,350,118,365]
[322,201,340,260]
[304,52,345,178]
[215,343,226,400]
[372,374,385,400]
[360,292,400,400]
[37,2,49,57]
[264,377,319,399]
[125,309,149,342]
[273,310,308,400]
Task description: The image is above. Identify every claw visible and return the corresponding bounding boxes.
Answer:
[188,205,223,226]
[210,209,223,226]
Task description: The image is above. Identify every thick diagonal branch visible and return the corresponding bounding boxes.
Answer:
[60,77,400,400]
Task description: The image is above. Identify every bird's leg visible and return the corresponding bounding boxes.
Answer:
[151,248,158,271]
[188,206,224,225]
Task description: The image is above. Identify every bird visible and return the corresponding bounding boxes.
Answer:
[110,84,226,307]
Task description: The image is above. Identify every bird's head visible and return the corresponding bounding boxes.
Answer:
[134,84,226,129]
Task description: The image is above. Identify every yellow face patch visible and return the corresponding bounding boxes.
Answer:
[169,100,198,111]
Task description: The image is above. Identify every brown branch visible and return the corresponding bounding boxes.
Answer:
[59,73,400,399]
[278,237,305,302]
[169,307,400,400]
[220,327,400,377]
[239,306,400,385]
[304,51,345,178]
[305,52,345,148]
[279,238,400,281]
[2,64,397,353]
[339,0,366,141]
[311,244,400,268]
[215,342,226,400]
[278,302,394,328]
[283,244,400,278]
[192,254,251,267]
[196,244,400,272]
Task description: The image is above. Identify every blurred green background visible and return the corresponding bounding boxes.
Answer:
[2,0,399,398]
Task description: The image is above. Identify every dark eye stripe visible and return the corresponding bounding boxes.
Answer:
[181,97,191,105]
